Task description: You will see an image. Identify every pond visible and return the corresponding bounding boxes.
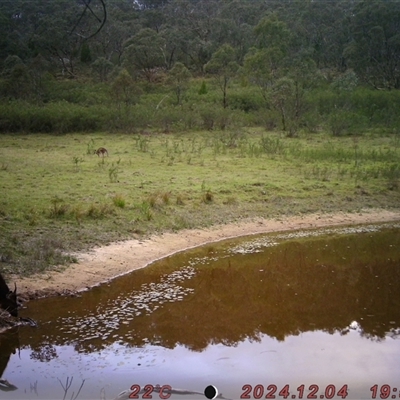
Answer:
[1,223,400,400]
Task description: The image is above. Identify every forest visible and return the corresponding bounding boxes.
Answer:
[1,0,400,135]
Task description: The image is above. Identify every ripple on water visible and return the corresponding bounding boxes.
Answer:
[228,223,400,255]
[58,266,196,343]
[56,223,400,345]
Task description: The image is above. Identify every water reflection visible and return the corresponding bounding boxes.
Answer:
[0,328,19,392]
[2,223,400,399]
[20,224,400,351]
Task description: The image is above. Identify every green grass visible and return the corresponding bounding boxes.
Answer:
[0,130,399,276]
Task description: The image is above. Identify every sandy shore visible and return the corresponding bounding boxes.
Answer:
[16,209,400,300]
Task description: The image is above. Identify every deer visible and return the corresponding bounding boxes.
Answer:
[0,273,18,317]
[95,147,108,157]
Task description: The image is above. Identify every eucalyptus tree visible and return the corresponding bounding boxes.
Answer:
[5,0,93,76]
[285,54,320,134]
[270,77,295,133]
[205,44,239,108]
[167,61,192,105]
[244,13,291,101]
[278,0,351,71]
[91,2,140,65]
[344,0,400,89]
[210,0,261,63]
[1,55,31,99]
[111,68,141,111]
[0,0,108,77]
[254,12,291,77]
[244,48,273,103]
[139,8,166,33]
[32,3,83,77]
[123,28,166,81]
[164,0,219,72]
[92,56,114,82]
[28,53,52,99]
[0,1,20,61]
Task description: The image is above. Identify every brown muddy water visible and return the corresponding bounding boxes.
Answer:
[1,223,400,400]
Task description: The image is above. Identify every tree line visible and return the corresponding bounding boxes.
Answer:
[0,0,399,134]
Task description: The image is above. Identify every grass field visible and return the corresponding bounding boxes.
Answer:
[1,129,400,276]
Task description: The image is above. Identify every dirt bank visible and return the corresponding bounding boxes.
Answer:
[15,209,400,301]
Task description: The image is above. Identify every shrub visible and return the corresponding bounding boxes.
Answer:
[328,111,368,136]
[161,192,171,205]
[153,106,182,132]
[86,203,114,219]
[201,190,214,203]
[259,136,285,155]
[198,105,217,130]
[49,196,68,218]
[229,90,263,112]
[138,201,153,220]
[112,194,126,208]
[0,101,112,133]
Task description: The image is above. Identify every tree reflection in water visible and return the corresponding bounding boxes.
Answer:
[13,224,400,355]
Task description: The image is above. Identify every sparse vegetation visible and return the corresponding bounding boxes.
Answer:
[72,156,84,171]
[161,192,171,205]
[0,129,399,276]
[112,194,126,208]
[108,161,120,183]
[201,190,214,204]
[138,201,153,221]
[49,196,68,218]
